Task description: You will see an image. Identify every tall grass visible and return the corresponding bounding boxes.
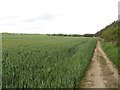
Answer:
[2,34,96,88]
[101,41,119,74]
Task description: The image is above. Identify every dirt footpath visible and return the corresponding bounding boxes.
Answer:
[80,41,119,88]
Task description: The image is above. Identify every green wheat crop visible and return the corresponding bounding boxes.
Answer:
[2,34,97,88]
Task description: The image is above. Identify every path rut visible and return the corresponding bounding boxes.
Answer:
[80,41,119,88]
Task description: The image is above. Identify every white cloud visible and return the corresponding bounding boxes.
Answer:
[0,0,119,34]
[22,14,56,23]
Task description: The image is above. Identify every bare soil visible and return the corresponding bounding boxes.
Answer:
[80,41,119,88]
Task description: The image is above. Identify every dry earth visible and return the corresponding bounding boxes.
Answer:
[80,41,119,88]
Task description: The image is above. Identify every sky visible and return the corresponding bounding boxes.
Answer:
[0,0,119,34]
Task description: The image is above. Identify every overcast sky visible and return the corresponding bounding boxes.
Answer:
[0,0,119,34]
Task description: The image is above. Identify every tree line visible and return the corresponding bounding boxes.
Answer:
[46,34,94,37]
[95,21,120,46]
[2,33,95,37]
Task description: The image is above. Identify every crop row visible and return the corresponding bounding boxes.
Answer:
[2,35,97,88]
